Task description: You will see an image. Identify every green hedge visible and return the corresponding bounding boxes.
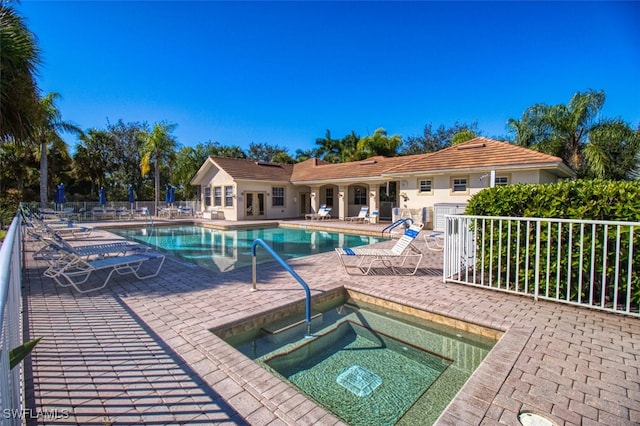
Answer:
[465,180,640,310]
[466,179,640,221]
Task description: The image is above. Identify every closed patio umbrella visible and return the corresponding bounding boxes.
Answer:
[55,183,66,208]
[99,187,106,206]
[169,186,175,205]
[128,184,135,208]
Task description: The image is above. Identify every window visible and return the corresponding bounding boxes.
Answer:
[325,188,334,207]
[204,187,212,207]
[213,187,222,206]
[224,186,234,207]
[495,176,509,186]
[418,179,433,194]
[272,187,285,207]
[452,177,468,193]
[354,186,367,205]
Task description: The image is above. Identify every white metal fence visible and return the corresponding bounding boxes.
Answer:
[443,214,640,318]
[0,215,24,424]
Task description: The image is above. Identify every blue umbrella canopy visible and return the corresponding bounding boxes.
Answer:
[165,185,171,204]
[99,187,106,205]
[55,183,66,205]
[169,186,175,204]
[128,185,135,204]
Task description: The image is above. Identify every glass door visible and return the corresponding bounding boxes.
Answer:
[245,192,266,219]
[299,192,309,217]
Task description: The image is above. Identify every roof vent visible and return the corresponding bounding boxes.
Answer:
[457,143,486,150]
[359,159,377,165]
[255,161,282,168]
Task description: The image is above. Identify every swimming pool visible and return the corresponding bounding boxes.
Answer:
[220,295,498,425]
[109,225,384,273]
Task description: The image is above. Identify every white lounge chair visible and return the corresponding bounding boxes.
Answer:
[43,245,165,293]
[424,231,445,251]
[27,228,146,263]
[335,223,424,275]
[306,207,332,220]
[345,207,368,222]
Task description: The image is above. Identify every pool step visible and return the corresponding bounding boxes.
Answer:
[261,312,323,335]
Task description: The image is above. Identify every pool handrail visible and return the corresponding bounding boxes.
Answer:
[381,217,414,237]
[250,238,313,337]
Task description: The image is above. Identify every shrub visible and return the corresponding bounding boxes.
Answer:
[465,180,640,310]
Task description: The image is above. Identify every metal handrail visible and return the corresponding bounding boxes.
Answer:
[251,239,313,337]
[381,217,414,237]
[0,214,24,420]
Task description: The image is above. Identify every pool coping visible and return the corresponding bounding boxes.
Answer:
[206,285,530,425]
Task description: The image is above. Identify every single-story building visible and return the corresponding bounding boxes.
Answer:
[190,137,575,227]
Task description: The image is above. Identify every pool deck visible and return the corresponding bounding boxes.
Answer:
[22,218,640,425]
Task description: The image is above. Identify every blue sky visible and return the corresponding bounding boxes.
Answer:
[18,1,640,155]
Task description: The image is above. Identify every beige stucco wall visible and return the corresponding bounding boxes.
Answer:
[396,169,559,212]
[236,181,299,220]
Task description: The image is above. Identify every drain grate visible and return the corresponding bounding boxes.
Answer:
[336,365,382,397]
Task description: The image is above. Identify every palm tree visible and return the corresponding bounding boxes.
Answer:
[34,92,82,206]
[0,1,42,142]
[140,121,178,213]
[508,89,636,177]
[315,130,341,163]
[356,128,402,159]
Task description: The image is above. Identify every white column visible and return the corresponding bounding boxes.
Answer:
[338,186,346,220]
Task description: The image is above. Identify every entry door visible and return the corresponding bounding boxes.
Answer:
[245,192,266,219]
[380,181,398,220]
[299,192,310,216]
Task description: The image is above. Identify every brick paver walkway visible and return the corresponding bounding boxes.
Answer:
[22,220,640,425]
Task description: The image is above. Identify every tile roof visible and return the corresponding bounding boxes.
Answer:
[383,137,572,176]
[193,138,573,185]
[290,156,412,182]
[208,156,294,181]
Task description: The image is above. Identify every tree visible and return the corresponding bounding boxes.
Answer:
[582,119,640,180]
[247,142,291,163]
[314,130,340,163]
[338,131,360,162]
[106,120,149,199]
[73,129,118,196]
[294,148,315,162]
[509,89,639,178]
[140,121,178,212]
[34,93,82,206]
[216,145,247,159]
[451,130,477,146]
[401,122,479,155]
[174,141,220,199]
[0,2,41,142]
[356,128,401,159]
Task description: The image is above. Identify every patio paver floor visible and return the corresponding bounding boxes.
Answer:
[22,219,640,425]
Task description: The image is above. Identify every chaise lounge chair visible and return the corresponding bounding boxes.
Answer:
[27,228,146,263]
[424,231,445,251]
[335,223,424,275]
[305,207,332,220]
[43,245,165,293]
[345,206,368,222]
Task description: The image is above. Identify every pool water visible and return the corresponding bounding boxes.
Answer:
[224,300,497,425]
[110,225,383,273]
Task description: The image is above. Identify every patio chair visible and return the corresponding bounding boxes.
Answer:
[424,231,445,251]
[22,210,93,240]
[27,228,146,263]
[345,206,368,222]
[335,223,424,275]
[306,207,332,220]
[43,245,165,293]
